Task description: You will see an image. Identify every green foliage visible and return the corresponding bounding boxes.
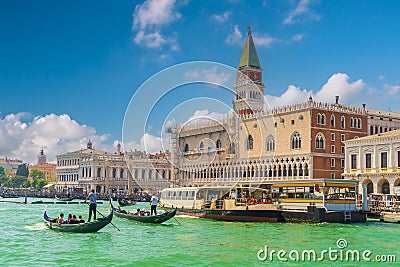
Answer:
[30,169,44,180]
[35,180,48,191]
[0,166,5,176]
[16,164,29,177]
[0,176,8,186]
[8,175,28,188]
[22,180,31,188]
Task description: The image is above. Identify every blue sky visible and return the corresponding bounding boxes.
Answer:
[1,0,399,163]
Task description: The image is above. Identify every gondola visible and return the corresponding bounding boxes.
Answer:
[117,198,136,206]
[55,196,74,202]
[113,206,177,224]
[43,208,113,233]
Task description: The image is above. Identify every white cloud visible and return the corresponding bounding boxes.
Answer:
[134,31,167,48]
[315,73,365,103]
[385,84,400,95]
[133,0,181,30]
[292,33,303,42]
[184,66,231,84]
[187,109,226,122]
[265,85,311,108]
[226,25,243,45]
[0,112,174,164]
[0,113,122,164]
[141,133,170,153]
[265,73,366,109]
[283,0,320,25]
[379,75,385,80]
[132,0,182,50]
[253,34,277,47]
[212,11,231,23]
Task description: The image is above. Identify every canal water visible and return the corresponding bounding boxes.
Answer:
[0,198,398,266]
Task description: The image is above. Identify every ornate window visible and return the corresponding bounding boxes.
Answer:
[317,114,321,124]
[357,118,361,129]
[330,115,335,127]
[216,139,222,150]
[199,142,204,150]
[321,114,326,125]
[341,116,345,128]
[350,117,354,128]
[266,135,275,151]
[229,143,235,154]
[291,132,301,149]
[184,144,189,152]
[315,133,325,149]
[247,135,254,150]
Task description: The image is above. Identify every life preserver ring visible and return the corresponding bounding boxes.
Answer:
[247,198,256,205]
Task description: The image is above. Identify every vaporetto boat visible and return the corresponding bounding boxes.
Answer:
[160,179,367,223]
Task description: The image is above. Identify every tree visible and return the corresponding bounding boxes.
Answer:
[22,180,31,188]
[0,166,5,176]
[16,164,29,177]
[36,180,48,191]
[0,176,8,186]
[8,175,28,188]
[30,169,44,180]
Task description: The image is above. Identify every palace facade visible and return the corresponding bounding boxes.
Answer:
[55,141,171,194]
[343,130,400,195]
[167,26,400,188]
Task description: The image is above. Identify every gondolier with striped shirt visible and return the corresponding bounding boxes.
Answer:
[84,189,97,222]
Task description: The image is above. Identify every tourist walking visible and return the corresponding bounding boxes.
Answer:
[84,189,97,222]
[150,194,159,216]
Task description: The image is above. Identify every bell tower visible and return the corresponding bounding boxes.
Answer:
[233,25,265,115]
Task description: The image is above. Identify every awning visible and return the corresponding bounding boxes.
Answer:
[42,183,55,189]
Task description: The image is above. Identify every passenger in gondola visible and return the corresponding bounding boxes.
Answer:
[78,215,85,223]
[69,215,79,224]
[135,208,141,216]
[67,214,73,224]
[57,213,64,224]
[117,205,128,214]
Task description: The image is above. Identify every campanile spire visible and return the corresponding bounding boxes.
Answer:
[233,25,265,115]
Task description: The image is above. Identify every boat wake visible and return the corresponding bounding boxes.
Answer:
[25,223,47,231]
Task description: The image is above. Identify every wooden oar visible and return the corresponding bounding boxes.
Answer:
[85,201,120,231]
[159,203,181,225]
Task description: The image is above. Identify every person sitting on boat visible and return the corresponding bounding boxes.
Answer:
[68,215,79,224]
[117,205,128,214]
[67,214,73,224]
[78,215,85,223]
[135,208,141,216]
[57,213,65,224]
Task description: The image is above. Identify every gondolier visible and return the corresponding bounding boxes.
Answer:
[84,189,97,222]
[150,194,159,216]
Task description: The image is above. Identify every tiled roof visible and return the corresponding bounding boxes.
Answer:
[238,26,261,69]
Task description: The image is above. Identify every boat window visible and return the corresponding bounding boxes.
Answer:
[325,186,356,201]
[188,191,195,200]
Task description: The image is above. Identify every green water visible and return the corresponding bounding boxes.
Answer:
[0,198,398,266]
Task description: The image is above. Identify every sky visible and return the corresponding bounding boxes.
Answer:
[0,0,399,164]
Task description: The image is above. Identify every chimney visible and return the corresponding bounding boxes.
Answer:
[335,95,339,104]
[362,103,366,109]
